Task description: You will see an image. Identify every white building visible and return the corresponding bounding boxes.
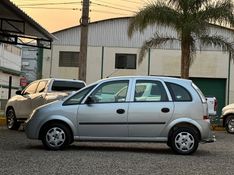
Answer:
[42,17,234,116]
[0,43,21,109]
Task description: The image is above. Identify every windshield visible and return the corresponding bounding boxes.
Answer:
[63,84,96,105]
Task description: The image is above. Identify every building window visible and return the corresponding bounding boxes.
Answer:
[115,53,136,69]
[59,51,79,67]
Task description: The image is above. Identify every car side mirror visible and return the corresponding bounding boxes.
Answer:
[16,90,22,95]
[86,96,95,104]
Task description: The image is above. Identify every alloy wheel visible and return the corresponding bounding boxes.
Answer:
[46,127,66,148]
[175,132,195,152]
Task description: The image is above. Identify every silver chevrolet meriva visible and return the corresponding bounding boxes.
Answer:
[25,76,215,155]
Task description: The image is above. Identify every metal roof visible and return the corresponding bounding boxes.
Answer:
[0,0,55,49]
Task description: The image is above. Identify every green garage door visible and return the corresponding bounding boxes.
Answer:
[191,78,226,118]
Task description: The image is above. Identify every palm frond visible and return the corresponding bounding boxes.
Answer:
[128,1,179,38]
[138,33,179,63]
[200,35,234,59]
[168,0,209,11]
[197,0,234,27]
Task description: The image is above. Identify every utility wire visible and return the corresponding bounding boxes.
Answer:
[93,0,134,10]
[119,0,143,5]
[91,2,136,13]
[21,6,80,10]
[18,1,81,7]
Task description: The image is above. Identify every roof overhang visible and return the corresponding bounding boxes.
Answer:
[0,0,55,49]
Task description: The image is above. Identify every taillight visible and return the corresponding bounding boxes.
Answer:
[203,115,209,120]
[214,99,218,112]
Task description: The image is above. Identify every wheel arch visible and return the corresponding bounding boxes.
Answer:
[38,119,74,142]
[222,114,234,127]
[167,120,202,141]
[5,106,14,114]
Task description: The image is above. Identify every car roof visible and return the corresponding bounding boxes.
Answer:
[97,76,192,84]
[34,78,86,84]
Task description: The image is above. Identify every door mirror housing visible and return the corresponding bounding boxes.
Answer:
[15,90,22,95]
[86,96,95,104]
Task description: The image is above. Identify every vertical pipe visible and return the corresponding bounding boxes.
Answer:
[227,52,231,104]
[8,76,12,99]
[148,48,151,76]
[49,45,53,78]
[101,46,104,79]
[37,46,43,79]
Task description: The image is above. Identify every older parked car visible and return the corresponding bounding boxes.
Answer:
[5,78,85,130]
[221,103,234,134]
[25,76,215,155]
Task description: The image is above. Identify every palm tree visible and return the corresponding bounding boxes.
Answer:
[128,0,234,79]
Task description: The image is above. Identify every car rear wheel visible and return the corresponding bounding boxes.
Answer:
[41,123,72,150]
[170,127,199,155]
[6,108,20,130]
[225,115,234,134]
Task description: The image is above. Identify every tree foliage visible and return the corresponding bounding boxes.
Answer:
[128,0,234,79]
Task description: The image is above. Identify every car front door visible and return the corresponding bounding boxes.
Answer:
[15,81,39,118]
[77,80,130,138]
[128,79,174,137]
[30,80,48,113]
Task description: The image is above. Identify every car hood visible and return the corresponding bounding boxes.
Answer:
[222,103,234,111]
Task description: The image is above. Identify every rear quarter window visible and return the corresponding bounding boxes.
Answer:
[166,82,192,102]
[52,80,85,91]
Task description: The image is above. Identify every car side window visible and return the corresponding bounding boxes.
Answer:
[23,82,38,95]
[36,81,48,93]
[134,80,168,102]
[64,85,96,105]
[90,80,129,103]
[166,82,192,102]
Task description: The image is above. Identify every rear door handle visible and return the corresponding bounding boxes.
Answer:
[161,108,170,113]
[116,109,125,114]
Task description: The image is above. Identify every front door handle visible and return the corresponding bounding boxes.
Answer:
[161,108,170,113]
[116,109,125,114]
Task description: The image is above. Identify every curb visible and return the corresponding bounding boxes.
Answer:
[0,117,6,126]
[211,125,225,131]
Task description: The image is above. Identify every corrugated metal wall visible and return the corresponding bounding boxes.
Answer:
[53,17,234,51]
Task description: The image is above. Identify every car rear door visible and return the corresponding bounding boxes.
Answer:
[128,79,174,137]
[77,80,131,138]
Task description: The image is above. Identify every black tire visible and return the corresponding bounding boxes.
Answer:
[41,123,72,150]
[170,127,199,155]
[6,108,20,130]
[225,115,234,134]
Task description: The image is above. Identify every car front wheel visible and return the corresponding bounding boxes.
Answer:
[170,127,199,155]
[6,108,20,130]
[225,115,234,134]
[41,123,72,150]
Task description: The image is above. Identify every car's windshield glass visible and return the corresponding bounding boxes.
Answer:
[64,84,96,105]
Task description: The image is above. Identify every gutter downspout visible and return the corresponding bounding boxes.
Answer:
[101,46,104,79]
[49,45,53,78]
[227,52,231,104]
